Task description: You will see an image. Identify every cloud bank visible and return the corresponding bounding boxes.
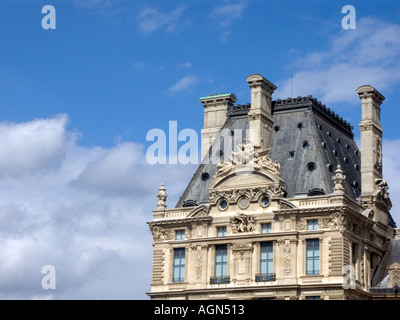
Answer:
[0,115,195,299]
[276,17,400,104]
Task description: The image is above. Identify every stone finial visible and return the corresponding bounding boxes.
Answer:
[332,165,346,194]
[156,183,168,209]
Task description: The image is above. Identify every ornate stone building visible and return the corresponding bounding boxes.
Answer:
[147,74,400,300]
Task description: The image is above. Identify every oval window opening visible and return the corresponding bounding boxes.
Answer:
[219,199,228,210]
[307,162,316,172]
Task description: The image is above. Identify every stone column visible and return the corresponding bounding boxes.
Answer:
[200,93,237,160]
[357,85,385,195]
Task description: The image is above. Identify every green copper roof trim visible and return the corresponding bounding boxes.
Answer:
[199,93,232,100]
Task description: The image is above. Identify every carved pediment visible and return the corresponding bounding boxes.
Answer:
[209,140,286,192]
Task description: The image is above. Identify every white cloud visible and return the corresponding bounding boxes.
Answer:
[168,75,199,94]
[208,1,248,41]
[276,17,400,104]
[74,0,121,15]
[137,5,186,35]
[0,114,77,177]
[0,115,195,299]
[209,2,248,27]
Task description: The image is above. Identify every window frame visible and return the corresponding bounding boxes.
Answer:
[217,226,227,237]
[175,229,185,240]
[260,242,273,275]
[173,248,185,283]
[306,239,320,276]
[307,219,318,231]
[215,244,228,277]
[261,223,272,234]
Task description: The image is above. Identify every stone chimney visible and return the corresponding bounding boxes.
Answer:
[200,93,237,160]
[246,74,277,151]
[357,85,385,196]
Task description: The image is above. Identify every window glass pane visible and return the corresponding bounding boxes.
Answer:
[307,220,318,230]
[306,239,319,275]
[173,248,185,282]
[175,230,185,240]
[262,223,271,233]
[215,245,227,277]
[217,226,227,237]
[260,242,273,274]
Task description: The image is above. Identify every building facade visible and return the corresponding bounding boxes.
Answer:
[147,74,400,300]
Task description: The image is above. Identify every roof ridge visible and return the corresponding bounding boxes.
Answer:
[272,96,354,137]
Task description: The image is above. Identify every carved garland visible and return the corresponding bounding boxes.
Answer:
[209,185,285,204]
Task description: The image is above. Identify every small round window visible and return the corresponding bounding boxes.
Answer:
[307,162,316,172]
[219,199,228,211]
[201,172,210,181]
[302,141,310,149]
[260,195,271,207]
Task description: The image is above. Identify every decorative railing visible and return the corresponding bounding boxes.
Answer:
[210,276,230,285]
[255,273,276,282]
[163,209,192,219]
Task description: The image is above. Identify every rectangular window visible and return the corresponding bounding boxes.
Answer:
[261,223,272,234]
[260,242,273,274]
[288,151,295,159]
[306,239,320,275]
[173,248,185,282]
[306,296,321,300]
[217,226,227,237]
[307,220,318,230]
[175,230,185,240]
[215,245,228,277]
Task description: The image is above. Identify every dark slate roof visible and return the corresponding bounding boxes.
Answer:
[175,96,361,208]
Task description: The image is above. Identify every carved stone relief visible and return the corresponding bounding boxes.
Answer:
[149,225,173,243]
[388,262,400,288]
[230,214,255,233]
[373,135,382,171]
[320,210,346,232]
[283,242,292,275]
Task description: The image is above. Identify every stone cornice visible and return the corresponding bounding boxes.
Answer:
[147,216,212,227]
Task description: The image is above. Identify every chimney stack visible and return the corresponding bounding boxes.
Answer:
[246,74,277,151]
[357,85,385,196]
[200,93,237,160]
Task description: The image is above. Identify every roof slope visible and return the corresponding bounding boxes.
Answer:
[176,96,361,207]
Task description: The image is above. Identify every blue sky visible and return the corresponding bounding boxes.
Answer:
[0,0,399,299]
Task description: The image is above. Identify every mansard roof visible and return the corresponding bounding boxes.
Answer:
[176,96,361,208]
